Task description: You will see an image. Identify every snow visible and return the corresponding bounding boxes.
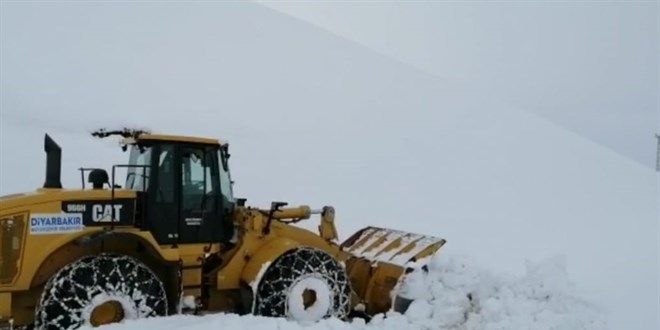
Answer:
[178,295,197,313]
[286,274,333,323]
[81,293,139,326]
[344,227,445,266]
[81,253,606,330]
[249,261,272,298]
[1,2,657,329]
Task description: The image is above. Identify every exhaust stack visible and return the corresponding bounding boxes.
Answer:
[43,134,62,189]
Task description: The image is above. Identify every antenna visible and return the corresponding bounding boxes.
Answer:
[656,134,660,172]
[91,127,150,139]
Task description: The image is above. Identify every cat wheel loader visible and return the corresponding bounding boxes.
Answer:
[0,130,446,330]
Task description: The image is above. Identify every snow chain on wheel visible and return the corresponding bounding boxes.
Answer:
[34,253,168,330]
[252,247,352,322]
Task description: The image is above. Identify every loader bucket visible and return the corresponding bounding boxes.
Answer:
[340,226,446,316]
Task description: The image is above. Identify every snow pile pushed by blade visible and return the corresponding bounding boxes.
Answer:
[83,253,607,330]
[389,254,607,330]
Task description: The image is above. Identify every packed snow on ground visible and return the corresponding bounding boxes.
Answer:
[81,253,606,330]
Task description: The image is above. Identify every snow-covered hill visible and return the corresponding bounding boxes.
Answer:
[1,1,657,329]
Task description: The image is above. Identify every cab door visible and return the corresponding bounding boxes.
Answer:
[178,145,224,244]
[147,144,180,245]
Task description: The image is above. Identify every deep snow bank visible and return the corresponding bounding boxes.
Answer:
[86,253,607,330]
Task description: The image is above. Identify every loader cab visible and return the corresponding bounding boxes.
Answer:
[123,135,235,245]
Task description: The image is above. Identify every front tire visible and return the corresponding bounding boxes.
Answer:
[34,253,168,330]
[252,247,352,322]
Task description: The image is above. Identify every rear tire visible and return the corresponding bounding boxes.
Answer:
[252,247,352,322]
[34,253,168,330]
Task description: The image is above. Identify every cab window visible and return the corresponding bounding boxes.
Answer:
[181,147,219,212]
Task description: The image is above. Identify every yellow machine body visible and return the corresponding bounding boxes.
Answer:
[0,131,445,329]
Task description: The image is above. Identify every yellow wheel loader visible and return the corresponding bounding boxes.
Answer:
[0,130,445,330]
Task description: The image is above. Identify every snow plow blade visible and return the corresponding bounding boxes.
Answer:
[340,226,446,316]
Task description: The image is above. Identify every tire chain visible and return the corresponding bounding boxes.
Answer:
[253,247,352,320]
[34,254,167,330]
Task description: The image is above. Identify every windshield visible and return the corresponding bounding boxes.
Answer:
[125,145,152,191]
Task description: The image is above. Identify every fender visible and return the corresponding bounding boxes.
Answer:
[72,229,180,262]
[30,230,179,288]
[240,237,301,288]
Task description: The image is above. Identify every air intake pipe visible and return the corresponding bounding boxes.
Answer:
[43,134,62,189]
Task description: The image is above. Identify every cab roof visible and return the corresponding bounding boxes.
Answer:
[129,134,226,146]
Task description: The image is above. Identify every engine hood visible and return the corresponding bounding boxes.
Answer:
[0,188,137,210]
